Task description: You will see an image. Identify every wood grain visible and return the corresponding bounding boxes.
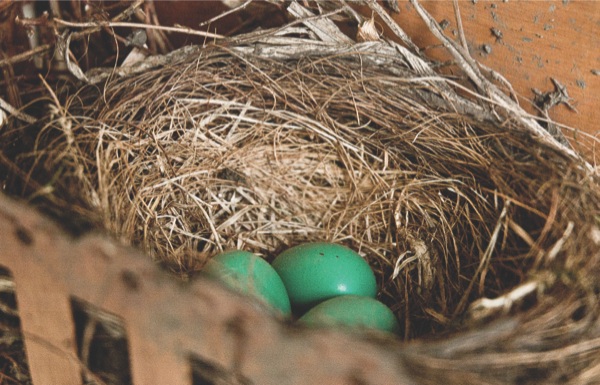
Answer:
[2,213,82,384]
[380,1,599,143]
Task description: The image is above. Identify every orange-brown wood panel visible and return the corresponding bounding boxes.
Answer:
[389,0,599,143]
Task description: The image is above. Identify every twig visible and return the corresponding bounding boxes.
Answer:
[409,0,491,96]
[198,0,253,28]
[546,221,574,262]
[365,0,420,53]
[230,4,350,45]
[85,45,201,84]
[63,32,89,82]
[477,62,519,103]
[142,0,172,53]
[452,0,468,52]
[287,2,353,44]
[0,97,36,124]
[0,43,51,68]
[49,0,61,19]
[114,0,145,22]
[0,0,145,68]
[54,19,226,40]
[339,0,365,24]
[468,280,541,321]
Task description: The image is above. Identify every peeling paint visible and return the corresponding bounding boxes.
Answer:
[575,79,586,89]
[491,27,503,41]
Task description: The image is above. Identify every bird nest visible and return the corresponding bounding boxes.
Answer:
[2,1,600,383]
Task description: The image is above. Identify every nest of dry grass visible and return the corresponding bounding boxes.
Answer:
[2,1,600,383]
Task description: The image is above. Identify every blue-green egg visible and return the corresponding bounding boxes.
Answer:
[298,296,400,334]
[203,250,291,316]
[271,242,377,311]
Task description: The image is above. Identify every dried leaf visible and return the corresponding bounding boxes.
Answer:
[121,46,149,67]
[357,16,380,42]
[63,33,89,82]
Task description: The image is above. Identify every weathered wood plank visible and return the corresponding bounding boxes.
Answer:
[0,205,82,385]
[0,193,411,385]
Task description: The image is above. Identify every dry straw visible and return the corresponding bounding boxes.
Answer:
[2,1,600,383]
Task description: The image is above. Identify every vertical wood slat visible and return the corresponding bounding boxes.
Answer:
[0,193,412,385]
[0,232,82,385]
[127,328,192,385]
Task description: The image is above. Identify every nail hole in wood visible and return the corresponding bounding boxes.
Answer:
[120,269,140,291]
[15,227,33,246]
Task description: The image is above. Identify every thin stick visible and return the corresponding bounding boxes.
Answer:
[366,0,420,53]
[478,62,519,103]
[452,0,468,52]
[0,0,145,67]
[0,44,51,68]
[339,0,364,24]
[54,19,226,40]
[0,97,36,124]
[198,0,252,28]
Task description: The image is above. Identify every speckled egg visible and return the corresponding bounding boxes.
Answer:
[298,295,400,334]
[271,242,377,311]
[203,250,291,316]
